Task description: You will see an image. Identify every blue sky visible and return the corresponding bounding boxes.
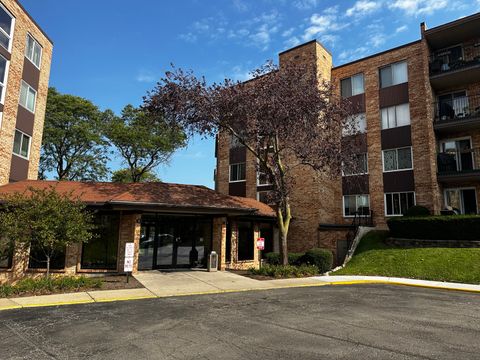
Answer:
[21,0,480,188]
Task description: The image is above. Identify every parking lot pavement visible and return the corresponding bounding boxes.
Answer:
[1,284,479,360]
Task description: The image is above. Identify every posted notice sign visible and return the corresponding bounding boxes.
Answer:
[124,242,135,272]
[256,237,265,250]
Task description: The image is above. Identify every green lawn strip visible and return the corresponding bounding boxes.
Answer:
[334,231,480,284]
[0,276,103,298]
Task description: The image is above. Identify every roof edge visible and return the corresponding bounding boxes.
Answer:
[15,0,53,44]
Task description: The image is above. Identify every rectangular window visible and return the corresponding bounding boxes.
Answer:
[385,192,415,216]
[445,188,477,215]
[229,163,246,182]
[0,238,13,269]
[237,221,254,261]
[257,164,271,186]
[13,129,31,159]
[25,34,42,68]
[0,54,8,103]
[383,147,412,172]
[343,194,370,217]
[0,4,14,51]
[380,61,408,88]
[257,190,274,205]
[342,153,368,176]
[28,244,66,270]
[381,103,410,129]
[19,81,37,113]
[341,73,364,98]
[81,213,120,270]
[343,113,366,136]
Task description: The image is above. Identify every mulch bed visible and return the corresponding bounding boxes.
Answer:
[97,274,144,290]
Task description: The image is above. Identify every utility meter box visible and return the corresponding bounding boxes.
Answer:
[208,251,218,272]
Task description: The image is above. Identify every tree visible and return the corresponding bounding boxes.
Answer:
[0,187,96,277]
[144,61,359,265]
[111,168,160,183]
[104,105,186,183]
[39,87,109,181]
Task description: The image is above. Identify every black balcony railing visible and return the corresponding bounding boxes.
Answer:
[437,148,480,174]
[430,45,480,76]
[434,93,480,123]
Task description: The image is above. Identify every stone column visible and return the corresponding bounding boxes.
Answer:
[117,213,141,274]
[64,243,81,275]
[253,223,261,269]
[212,216,227,270]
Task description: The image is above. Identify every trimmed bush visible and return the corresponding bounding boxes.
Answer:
[404,205,430,217]
[301,248,333,273]
[264,252,304,265]
[249,264,320,278]
[387,215,480,240]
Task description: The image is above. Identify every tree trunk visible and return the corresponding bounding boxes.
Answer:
[277,201,292,266]
[46,256,51,279]
[280,229,288,266]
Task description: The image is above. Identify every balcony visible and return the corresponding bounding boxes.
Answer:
[429,44,480,89]
[437,147,480,183]
[433,93,480,133]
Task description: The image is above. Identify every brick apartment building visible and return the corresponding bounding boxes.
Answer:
[0,0,53,186]
[215,13,480,262]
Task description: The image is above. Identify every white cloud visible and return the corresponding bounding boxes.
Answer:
[178,32,197,43]
[293,0,319,10]
[232,0,248,12]
[136,70,157,83]
[282,27,295,37]
[302,12,347,41]
[230,65,254,81]
[395,25,408,33]
[368,33,386,47]
[285,36,301,48]
[389,0,448,15]
[338,46,369,62]
[319,34,338,47]
[346,1,382,17]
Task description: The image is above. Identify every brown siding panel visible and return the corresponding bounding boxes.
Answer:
[15,105,35,135]
[0,45,11,61]
[379,82,409,108]
[342,175,369,195]
[381,125,412,149]
[383,170,415,192]
[9,155,29,181]
[343,133,368,153]
[345,93,365,113]
[22,59,40,89]
[229,182,246,197]
[229,147,246,164]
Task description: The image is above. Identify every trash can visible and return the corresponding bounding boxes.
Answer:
[207,251,218,272]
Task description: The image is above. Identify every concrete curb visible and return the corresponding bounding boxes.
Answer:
[1,276,478,311]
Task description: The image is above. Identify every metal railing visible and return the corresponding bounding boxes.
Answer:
[430,45,480,76]
[437,147,480,174]
[434,93,480,123]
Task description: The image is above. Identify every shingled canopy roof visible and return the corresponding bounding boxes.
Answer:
[0,180,275,217]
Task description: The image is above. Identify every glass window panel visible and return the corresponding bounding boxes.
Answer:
[344,195,355,216]
[19,82,28,108]
[356,113,366,133]
[0,32,8,50]
[393,61,408,85]
[357,195,370,215]
[33,43,41,67]
[13,130,22,155]
[393,193,401,215]
[381,108,389,129]
[400,193,408,214]
[341,78,352,98]
[388,107,396,128]
[386,194,393,215]
[230,164,238,181]
[238,163,245,180]
[380,66,392,88]
[237,221,254,260]
[397,148,412,169]
[395,103,410,127]
[0,56,6,84]
[26,35,33,59]
[27,87,36,112]
[0,7,12,36]
[351,74,364,95]
[383,150,397,171]
[407,192,415,209]
[20,134,29,158]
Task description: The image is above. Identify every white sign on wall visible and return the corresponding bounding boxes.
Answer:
[124,242,135,272]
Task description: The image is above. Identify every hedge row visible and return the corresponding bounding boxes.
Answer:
[264,248,333,273]
[387,215,480,240]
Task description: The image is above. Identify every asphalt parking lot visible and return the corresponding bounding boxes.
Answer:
[1,284,479,359]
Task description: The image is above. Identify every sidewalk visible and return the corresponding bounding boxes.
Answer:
[1,272,479,311]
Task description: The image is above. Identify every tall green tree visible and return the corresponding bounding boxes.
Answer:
[0,187,96,277]
[111,168,160,183]
[104,105,186,183]
[40,88,109,181]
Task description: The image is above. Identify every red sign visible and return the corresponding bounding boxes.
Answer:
[256,237,265,250]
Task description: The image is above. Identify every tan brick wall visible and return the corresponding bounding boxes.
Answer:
[117,213,141,274]
[212,216,227,270]
[0,0,53,185]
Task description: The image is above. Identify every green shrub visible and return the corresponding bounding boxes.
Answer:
[404,205,430,217]
[249,264,319,278]
[264,252,304,265]
[0,276,102,298]
[301,248,333,273]
[387,215,480,240]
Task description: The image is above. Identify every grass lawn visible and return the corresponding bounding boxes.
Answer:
[334,231,480,284]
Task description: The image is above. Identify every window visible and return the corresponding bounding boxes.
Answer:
[0,238,13,269]
[0,4,14,51]
[380,61,408,88]
[25,34,42,68]
[28,244,66,270]
[257,164,271,186]
[237,221,254,261]
[445,188,477,215]
[342,153,368,176]
[343,113,366,136]
[229,163,246,182]
[383,147,413,172]
[385,192,415,216]
[341,73,364,98]
[230,134,244,149]
[0,54,8,103]
[19,81,37,113]
[81,213,120,270]
[381,103,410,129]
[257,190,274,205]
[438,91,468,120]
[13,129,31,159]
[343,194,370,217]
